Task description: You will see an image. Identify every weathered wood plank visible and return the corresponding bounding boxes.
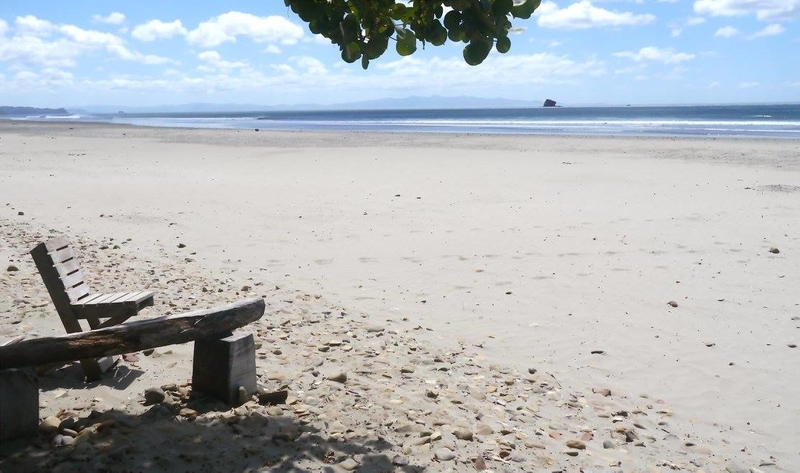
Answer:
[54,259,82,278]
[0,298,265,370]
[42,236,70,252]
[49,247,76,264]
[59,270,86,290]
[65,284,91,303]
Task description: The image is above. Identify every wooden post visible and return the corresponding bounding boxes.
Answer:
[0,368,39,441]
[192,332,256,406]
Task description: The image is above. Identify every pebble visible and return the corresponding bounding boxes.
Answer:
[768,247,780,254]
[566,439,586,450]
[143,387,166,405]
[326,371,347,383]
[401,365,415,374]
[338,458,359,470]
[6,265,18,272]
[452,427,473,441]
[40,416,61,434]
[667,300,679,308]
[237,386,250,405]
[434,447,456,461]
[391,455,409,466]
[603,440,615,449]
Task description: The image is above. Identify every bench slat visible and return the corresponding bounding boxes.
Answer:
[42,236,71,252]
[49,247,76,265]
[65,284,91,304]
[115,290,153,304]
[59,270,86,290]
[76,292,121,306]
[54,259,82,278]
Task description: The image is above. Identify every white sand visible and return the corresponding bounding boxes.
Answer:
[1,121,798,472]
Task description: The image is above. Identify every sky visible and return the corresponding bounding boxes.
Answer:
[0,0,798,108]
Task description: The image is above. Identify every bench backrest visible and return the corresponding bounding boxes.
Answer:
[30,236,91,333]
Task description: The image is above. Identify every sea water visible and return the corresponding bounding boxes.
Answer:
[11,104,800,138]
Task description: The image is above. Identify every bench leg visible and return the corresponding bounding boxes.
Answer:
[192,332,256,406]
[0,368,39,441]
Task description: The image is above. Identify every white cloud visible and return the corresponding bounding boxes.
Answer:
[671,27,682,37]
[748,23,785,38]
[197,50,248,71]
[738,81,759,88]
[0,34,78,68]
[686,16,706,25]
[714,26,739,37]
[708,81,720,88]
[694,0,800,21]
[92,13,126,25]
[294,56,327,75]
[186,11,304,47]
[0,21,171,68]
[614,46,695,64]
[264,45,282,54]
[536,1,655,29]
[0,19,8,36]
[15,15,56,37]
[132,19,187,41]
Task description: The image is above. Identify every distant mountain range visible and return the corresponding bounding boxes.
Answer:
[0,106,71,116]
[70,95,542,114]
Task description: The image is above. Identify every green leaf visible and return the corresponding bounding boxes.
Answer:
[511,0,541,19]
[492,0,514,15]
[342,42,361,63]
[463,39,492,65]
[396,29,417,56]
[495,35,511,53]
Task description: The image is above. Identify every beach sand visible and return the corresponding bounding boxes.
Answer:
[1,121,798,472]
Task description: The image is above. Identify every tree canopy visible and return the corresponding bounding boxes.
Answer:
[284,0,541,69]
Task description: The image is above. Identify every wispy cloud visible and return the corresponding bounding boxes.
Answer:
[536,1,655,29]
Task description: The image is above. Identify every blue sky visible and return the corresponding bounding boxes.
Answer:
[0,0,797,107]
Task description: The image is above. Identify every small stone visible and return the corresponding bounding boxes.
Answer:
[179,408,198,419]
[40,416,61,434]
[527,367,537,374]
[338,458,359,470]
[401,365,415,374]
[177,243,186,248]
[326,371,347,383]
[453,428,473,441]
[667,300,679,308]
[593,387,611,396]
[474,456,487,470]
[17,211,24,216]
[475,423,493,435]
[768,247,780,254]
[426,389,439,399]
[143,387,166,405]
[391,455,409,466]
[6,265,19,272]
[266,406,283,416]
[238,386,250,405]
[603,440,615,449]
[566,439,586,450]
[435,447,456,461]
[366,325,385,333]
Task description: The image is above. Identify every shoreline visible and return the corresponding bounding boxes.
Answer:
[1,122,798,471]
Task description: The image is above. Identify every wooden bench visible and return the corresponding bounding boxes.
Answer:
[0,298,265,441]
[30,236,155,380]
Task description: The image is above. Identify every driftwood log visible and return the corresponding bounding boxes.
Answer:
[0,298,265,370]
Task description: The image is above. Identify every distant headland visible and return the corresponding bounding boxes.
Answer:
[0,106,71,116]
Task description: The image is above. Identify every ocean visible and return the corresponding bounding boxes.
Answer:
[8,103,800,138]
